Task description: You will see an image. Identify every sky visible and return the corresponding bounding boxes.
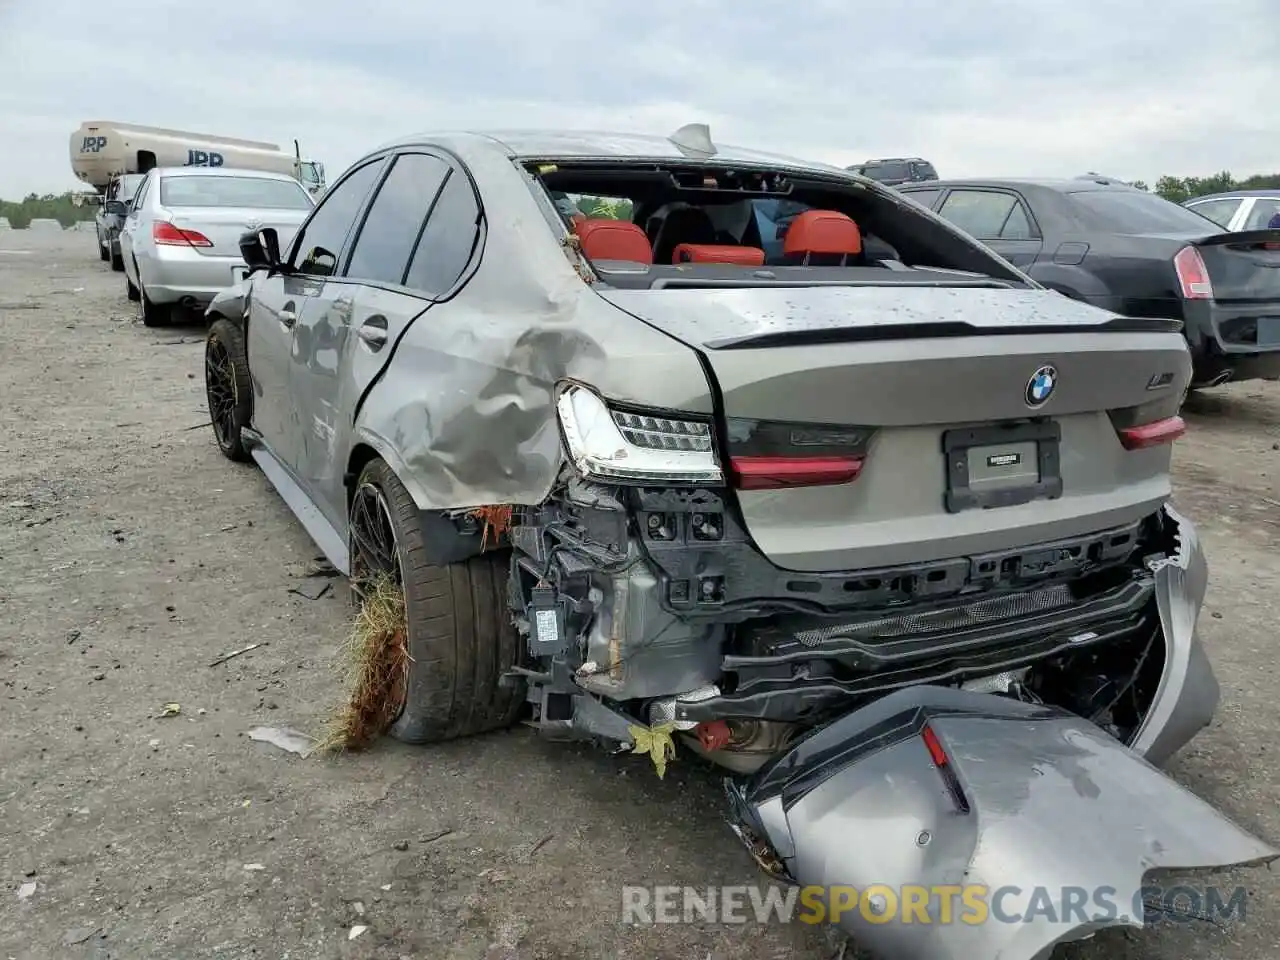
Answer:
[0,0,1275,198]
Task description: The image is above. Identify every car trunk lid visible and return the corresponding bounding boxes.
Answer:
[597,285,1192,572]
[1190,228,1280,302]
[728,685,1277,960]
[160,206,308,258]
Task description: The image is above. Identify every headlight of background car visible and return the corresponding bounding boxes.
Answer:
[555,384,723,484]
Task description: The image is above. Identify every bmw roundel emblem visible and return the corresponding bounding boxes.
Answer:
[1025,365,1057,408]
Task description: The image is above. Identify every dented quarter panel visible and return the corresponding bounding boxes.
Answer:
[206,278,249,324]
[344,137,712,515]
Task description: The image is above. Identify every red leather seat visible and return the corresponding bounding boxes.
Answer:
[576,219,653,264]
[672,243,766,266]
[783,210,863,265]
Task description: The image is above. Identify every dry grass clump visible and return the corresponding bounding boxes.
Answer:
[316,575,409,753]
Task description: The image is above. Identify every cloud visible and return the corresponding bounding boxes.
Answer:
[0,0,1275,196]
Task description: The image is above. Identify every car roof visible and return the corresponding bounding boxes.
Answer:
[151,166,302,182]
[861,157,927,163]
[1187,189,1280,202]
[374,129,852,175]
[899,177,1136,193]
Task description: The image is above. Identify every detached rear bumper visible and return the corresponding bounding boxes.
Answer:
[725,505,1273,960]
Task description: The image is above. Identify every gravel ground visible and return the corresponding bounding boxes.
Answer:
[1,230,1278,960]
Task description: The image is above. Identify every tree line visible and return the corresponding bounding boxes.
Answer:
[3,172,1278,230]
[0,193,97,229]
[1131,172,1280,205]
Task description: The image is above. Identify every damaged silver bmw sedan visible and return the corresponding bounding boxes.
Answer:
[204,125,1276,959]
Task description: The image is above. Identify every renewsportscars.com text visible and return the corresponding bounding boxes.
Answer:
[621,884,1248,927]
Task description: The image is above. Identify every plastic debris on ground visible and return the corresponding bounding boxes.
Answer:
[247,726,316,757]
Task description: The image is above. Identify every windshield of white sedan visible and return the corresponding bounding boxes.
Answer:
[159,176,313,210]
[533,161,1024,287]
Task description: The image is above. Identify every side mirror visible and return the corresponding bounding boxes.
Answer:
[239,227,282,274]
[104,200,127,216]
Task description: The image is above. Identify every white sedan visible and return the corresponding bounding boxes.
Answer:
[119,166,314,327]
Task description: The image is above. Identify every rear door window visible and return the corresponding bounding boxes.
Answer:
[404,166,482,298]
[937,189,1025,239]
[901,189,941,210]
[1186,198,1242,229]
[344,153,450,286]
[1243,198,1280,231]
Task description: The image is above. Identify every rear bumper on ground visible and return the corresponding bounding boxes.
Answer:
[724,508,1272,959]
[141,247,244,305]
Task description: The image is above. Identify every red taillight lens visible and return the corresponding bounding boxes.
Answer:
[725,418,875,490]
[153,222,212,247]
[1173,246,1212,300]
[730,455,864,490]
[1117,415,1185,450]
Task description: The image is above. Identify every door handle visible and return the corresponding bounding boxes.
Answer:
[357,314,389,349]
[279,302,297,328]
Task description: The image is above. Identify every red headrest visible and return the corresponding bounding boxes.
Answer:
[783,210,863,258]
[576,218,652,264]
[673,243,766,266]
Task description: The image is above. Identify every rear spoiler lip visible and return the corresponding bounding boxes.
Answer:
[704,315,1184,351]
[1193,228,1280,248]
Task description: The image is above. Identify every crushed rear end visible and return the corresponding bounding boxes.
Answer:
[506,155,1278,959]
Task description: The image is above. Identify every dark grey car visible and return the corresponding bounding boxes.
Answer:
[203,129,1275,960]
[95,173,144,271]
[901,176,1280,387]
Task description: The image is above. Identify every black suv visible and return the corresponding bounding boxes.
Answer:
[849,157,938,187]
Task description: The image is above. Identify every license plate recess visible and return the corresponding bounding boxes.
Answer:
[943,421,1062,513]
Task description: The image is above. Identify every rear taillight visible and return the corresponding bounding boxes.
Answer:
[921,724,969,814]
[1173,246,1212,300]
[153,222,212,248]
[725,418,874,490]
[1117,415,1185,450]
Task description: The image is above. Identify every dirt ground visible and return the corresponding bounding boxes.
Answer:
[1,229,1278,960]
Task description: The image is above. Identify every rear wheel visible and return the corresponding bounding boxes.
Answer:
[205,319,253,462]
[110,249,124,272]
[125,271,140,303]
[349,459,525,744]
[139,280,169,327]
[97,230,109,262]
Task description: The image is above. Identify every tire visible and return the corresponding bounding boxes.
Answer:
[125,272,140,303]
[139,281,169,327]
[97,231,109,262]
[110,250,124,272]
[352,458,525,744]
[205,319,253,462]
